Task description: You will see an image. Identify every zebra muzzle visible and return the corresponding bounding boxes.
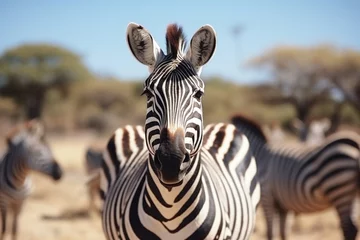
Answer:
[51,161,63,181]
[154,149,190,185]
[152,127,191,185]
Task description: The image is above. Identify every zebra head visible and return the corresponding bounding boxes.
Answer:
[127,23,216,185]
[6,120,63,181]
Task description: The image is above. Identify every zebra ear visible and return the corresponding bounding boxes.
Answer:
[186,25,216,75]
[5,124,22,147]
[26,119,45,139]
[126,22,165,73]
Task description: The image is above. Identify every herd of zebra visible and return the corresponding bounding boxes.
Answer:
[1,22,360,240]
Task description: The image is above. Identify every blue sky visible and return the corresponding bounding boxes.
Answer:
[1,0,359,84]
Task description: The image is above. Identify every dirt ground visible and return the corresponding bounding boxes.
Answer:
[0,133,352,239]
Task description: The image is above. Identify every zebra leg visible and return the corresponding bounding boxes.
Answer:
[262,201,275,240]
[11,203,22,240]
[89,183,100,216]
[252,204,263,233]
[335,203,358,240]
[277,206,289,240]
[88,184,95,213]
[0,206,6,240]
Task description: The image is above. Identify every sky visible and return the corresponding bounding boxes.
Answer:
[1,0,359,84]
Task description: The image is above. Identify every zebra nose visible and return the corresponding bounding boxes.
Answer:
[153,151,190,172]
[153,146,189,184]
[52,162,63,181]
[154,153,162,170]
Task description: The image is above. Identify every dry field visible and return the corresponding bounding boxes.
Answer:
[0,133,354,239]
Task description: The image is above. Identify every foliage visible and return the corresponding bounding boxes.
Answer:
[0,44,93,119]
[70,79,146,133]
[246,44,360,136]
[1,76,359,134]
[0,42,359,134]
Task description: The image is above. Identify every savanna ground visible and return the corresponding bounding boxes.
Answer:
[0,133,353,240]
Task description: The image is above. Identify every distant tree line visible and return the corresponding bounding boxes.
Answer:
[0,43,359,135]
[247,45,360,135]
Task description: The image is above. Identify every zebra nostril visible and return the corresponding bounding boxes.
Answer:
[154,153,162,170]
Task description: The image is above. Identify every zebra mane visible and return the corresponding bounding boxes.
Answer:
[231,114,268,142]
[166,23,187,59]
[5,120,44,145]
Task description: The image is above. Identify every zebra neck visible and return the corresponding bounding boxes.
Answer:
[1,150,32,198]
[143,153,203,227]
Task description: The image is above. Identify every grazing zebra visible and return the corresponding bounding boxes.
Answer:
[99,23,260,240]
[292,118,331,145]
[231,114,360,240]
[0,120,63,240]
[306,118,331,146]
[84,146,102,214]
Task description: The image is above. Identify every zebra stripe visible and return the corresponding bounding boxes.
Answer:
[100,124,260,240]
[100,22,260,240]
[231,115,360,240]
[0,120,62,240]
[144,56,204,156]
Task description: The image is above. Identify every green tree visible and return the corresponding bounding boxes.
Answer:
[247,45,333,123]
[318,49,360,113]
[0,44,92,119]
[247,45,360,135]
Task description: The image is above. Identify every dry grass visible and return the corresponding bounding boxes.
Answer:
[1,133,352,239]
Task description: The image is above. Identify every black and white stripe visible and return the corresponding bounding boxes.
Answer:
[0,120,62,240]
[231,115,360,240]
[143,55,204,157]
[99,23,260,240]
[100,124,260,239]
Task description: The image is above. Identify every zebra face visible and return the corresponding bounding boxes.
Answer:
[143,65,204,184]
[7,120,63,181]
[127,22,216,185]
[24,135,63,181]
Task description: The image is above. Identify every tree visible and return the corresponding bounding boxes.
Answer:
[0,44,92,119]
[247,45,360,134]
[247,45,333,123]
[319,49,360,113]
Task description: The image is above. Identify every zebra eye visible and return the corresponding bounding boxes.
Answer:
[141,89,153,99]
[194,90,204,101]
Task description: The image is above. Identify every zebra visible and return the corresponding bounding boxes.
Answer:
[306,118,331,146]
[292,117,331,145]
[84,145,102,214]
[99,23,261,240]
[0,120,63,240]
[231,114,360,240]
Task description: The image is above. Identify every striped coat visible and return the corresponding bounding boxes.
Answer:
[100,124,260,240]
[231,115,360,240]
[100,22,260,240]
[0,120,62,240]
